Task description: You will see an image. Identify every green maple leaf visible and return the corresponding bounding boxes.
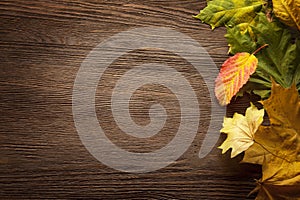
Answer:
[254,14,300,86]
[232,13,300,98]
[194,0,265,29]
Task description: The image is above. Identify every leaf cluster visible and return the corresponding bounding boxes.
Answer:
[195,0,300,100]
[217,82,300,199]
[195,0,300,198]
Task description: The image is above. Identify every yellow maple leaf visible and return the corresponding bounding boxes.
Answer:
[242,81,300,199]
[243,81,300,165]
[272,0,300,30]
[219,103,264,158]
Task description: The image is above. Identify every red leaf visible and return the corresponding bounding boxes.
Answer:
[215,52,258,105]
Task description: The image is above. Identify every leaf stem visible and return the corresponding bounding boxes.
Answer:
[252,44,269,55]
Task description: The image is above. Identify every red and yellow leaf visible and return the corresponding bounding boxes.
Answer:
[215,52,258,105]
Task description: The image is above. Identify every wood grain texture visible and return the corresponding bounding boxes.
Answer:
[0,0,261,199]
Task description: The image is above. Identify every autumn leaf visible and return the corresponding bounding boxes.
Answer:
[272,0,300,30]
[243,81,300,164]
[194,0,265,30]
[219,103,264,158]
[215,45,269,105]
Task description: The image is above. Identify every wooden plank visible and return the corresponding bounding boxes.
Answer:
[0,0,260,199]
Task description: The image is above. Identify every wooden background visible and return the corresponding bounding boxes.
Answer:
[0,0,261,199]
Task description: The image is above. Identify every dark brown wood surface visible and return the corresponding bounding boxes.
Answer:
[0,0,261,199]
